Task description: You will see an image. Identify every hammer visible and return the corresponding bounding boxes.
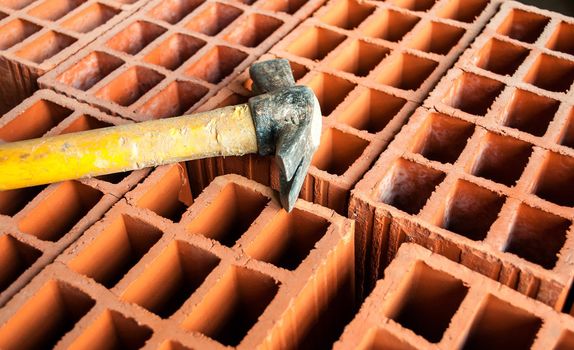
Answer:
[0,59,322,212]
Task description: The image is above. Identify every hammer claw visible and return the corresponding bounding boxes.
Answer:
[276,121,308,181]
[279,150,313,212]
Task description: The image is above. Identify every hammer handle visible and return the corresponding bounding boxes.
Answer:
[0,104,257,190]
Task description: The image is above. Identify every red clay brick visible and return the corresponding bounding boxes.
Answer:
[0,174,354,349]
[183,0,501,215]
[0,90,148,307]
[38,0,327,121]
[351,1,574,308]
[335,243,574,350]
[0,0,149,114]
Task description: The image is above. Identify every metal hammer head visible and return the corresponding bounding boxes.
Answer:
[248,59,322,212]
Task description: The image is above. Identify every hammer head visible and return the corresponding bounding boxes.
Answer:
[248,59,322,211]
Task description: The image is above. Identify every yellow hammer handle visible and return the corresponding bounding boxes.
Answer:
[0,104,258,190]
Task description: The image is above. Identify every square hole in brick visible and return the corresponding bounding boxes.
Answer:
[408,21,465,55]
[555,331,574,350]
[462,295,542,349]
[67,310,152,350]
[308,73,356,116]
[0,19,41,50]
[560,108,574,149]
[329,40,390,77]
[438,0,488,23]
[386,262,468,343]
[547,22,574,56]
[0,235,41,292]
[61,3,119,33]
[442,72,504,116]
[148,0,203,24]
[56,52,123,91]
[247,209,330,270]
[524,54,574,93]
[136,165,193,221]
[475,39,529,76]
[390,0,437,11]
[502,89,559,137]
[411,113,474,163]
[15,31,77,64]
[122,241,219,318]
[286,27,346,61]
[289,60,310,81]
[223,14,283,48]
[437,180,505,241]
[337,88,406,133]
[136,80,209,119]
[182,266,279,346]
[320,0,375,30]
[0,280,95,350]
[27,0,85,21]
[18,181,103,242]
[259,0,306,14]
[95,66,164,107]
[60,115,113,134]
[107,21,166,55]
[0,0,34,10]
[504,204,570,269]
[188,183,268,247]
[0,99,73,142]
[377,53,438,91]
[185,46,247,84]
[185,3,242,36]
[470,133,532,186]
[360,9,419,42]
[0,186,45,217]
[497,9,549,43]
[144,34,206,72]
[312,128,369,176]
[68,215,163,288]
[378,158,445,214]
[533,152,574,207]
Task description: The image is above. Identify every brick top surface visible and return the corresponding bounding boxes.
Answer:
[351,0,574,308]
[0,173,355,349]
[335,243,574,350]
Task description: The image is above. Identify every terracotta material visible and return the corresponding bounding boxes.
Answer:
[0,175,355,349]
[0,90,149,307]
[184,0,500,214]
[38,0,328,122]
[335,243,574,350]
[0,0,149,114]
[351,1,574,308]
[2,0,574,347]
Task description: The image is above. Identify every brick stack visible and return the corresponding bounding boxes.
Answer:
[350,1,574,308]
[1,1,574,349]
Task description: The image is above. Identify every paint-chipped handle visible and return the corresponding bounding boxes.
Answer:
[0,105,258,190]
